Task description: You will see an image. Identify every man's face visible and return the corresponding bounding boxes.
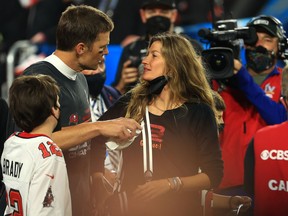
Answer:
[78,32,110,71]
[246,31,279,54]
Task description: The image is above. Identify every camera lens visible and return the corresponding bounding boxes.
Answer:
[202,47,234,79]
[209,53,227,72]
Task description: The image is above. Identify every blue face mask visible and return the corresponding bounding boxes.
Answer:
[245,46,276,73]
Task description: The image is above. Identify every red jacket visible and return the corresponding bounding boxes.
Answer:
[254,122,288,216]
[213,67,282,188]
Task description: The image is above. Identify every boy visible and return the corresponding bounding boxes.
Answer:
[1,74,71,215]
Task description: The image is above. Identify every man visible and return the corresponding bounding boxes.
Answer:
[84,59,121,183]
[112,0,178,94]
[23,5,141,216]
[244,65,288,216]
[212,15,288,195]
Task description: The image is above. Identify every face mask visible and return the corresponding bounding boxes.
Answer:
[145,16,171,36]
[245,46,276,73]
[148,76,168,95]
[85,72,106,98]
[52,107,62,132]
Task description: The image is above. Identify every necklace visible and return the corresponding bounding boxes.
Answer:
[153,102,166,112]
[153,100,180,112]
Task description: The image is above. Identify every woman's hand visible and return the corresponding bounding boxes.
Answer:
[132,179,171,202]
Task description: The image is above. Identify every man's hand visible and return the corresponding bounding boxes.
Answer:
[98,117,142,142]
[233,59,243,74]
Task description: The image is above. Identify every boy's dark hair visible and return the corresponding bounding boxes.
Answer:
[9,74,60,132]
[212,90,226,112]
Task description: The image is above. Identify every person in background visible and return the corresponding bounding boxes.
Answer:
[83,59,121,193]
[244,65,288,216]
[0,97,8,215]
[112,0,178,94]
[21,5,141,216]
[209,90,252,215]
[21,0,69,48]
[0,0,28,96]
[83,58,121,122]
[92,32,223,216]
[0,98,8,159]
[212,90,226,134]
[212,15,288,198]
[1,74,71,216]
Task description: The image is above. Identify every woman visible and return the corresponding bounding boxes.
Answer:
[92,32,223,216]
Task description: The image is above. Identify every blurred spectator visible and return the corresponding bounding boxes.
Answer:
[81,0,145,45]
[0,97,8,216]
[83,60,122,212]
[212,15,288,198]
[212,90,226,133]
[111,0,179,94]
[25,0,69,47]
[0,0,28,96]
[210,90,253,215]
[0,98,8,179]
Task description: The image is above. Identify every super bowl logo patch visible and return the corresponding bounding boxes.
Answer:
[264,83,275,99]
[43,186,54,207]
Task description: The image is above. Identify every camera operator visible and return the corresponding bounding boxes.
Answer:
[212,15,288,198]
[111,0,178,94]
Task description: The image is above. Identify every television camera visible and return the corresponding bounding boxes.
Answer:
[198,19,257,79]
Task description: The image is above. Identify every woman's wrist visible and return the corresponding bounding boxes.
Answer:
[229,196,236,209]
[167,177,183,192]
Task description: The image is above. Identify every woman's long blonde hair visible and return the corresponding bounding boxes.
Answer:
[126,32,216,122]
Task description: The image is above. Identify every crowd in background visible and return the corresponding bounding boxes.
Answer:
[0,0,288,216]
[0,0,287,96]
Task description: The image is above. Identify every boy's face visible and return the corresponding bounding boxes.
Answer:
[216,110,224,124]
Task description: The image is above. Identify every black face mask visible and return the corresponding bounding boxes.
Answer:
[148,76,168,95]
[145,16,171,36]
[85,72,106,98]
[245,46,276,73]
[52,108,62,132]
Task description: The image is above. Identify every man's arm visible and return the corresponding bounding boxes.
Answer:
[52,118,141,150]
[233,60,287,124]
